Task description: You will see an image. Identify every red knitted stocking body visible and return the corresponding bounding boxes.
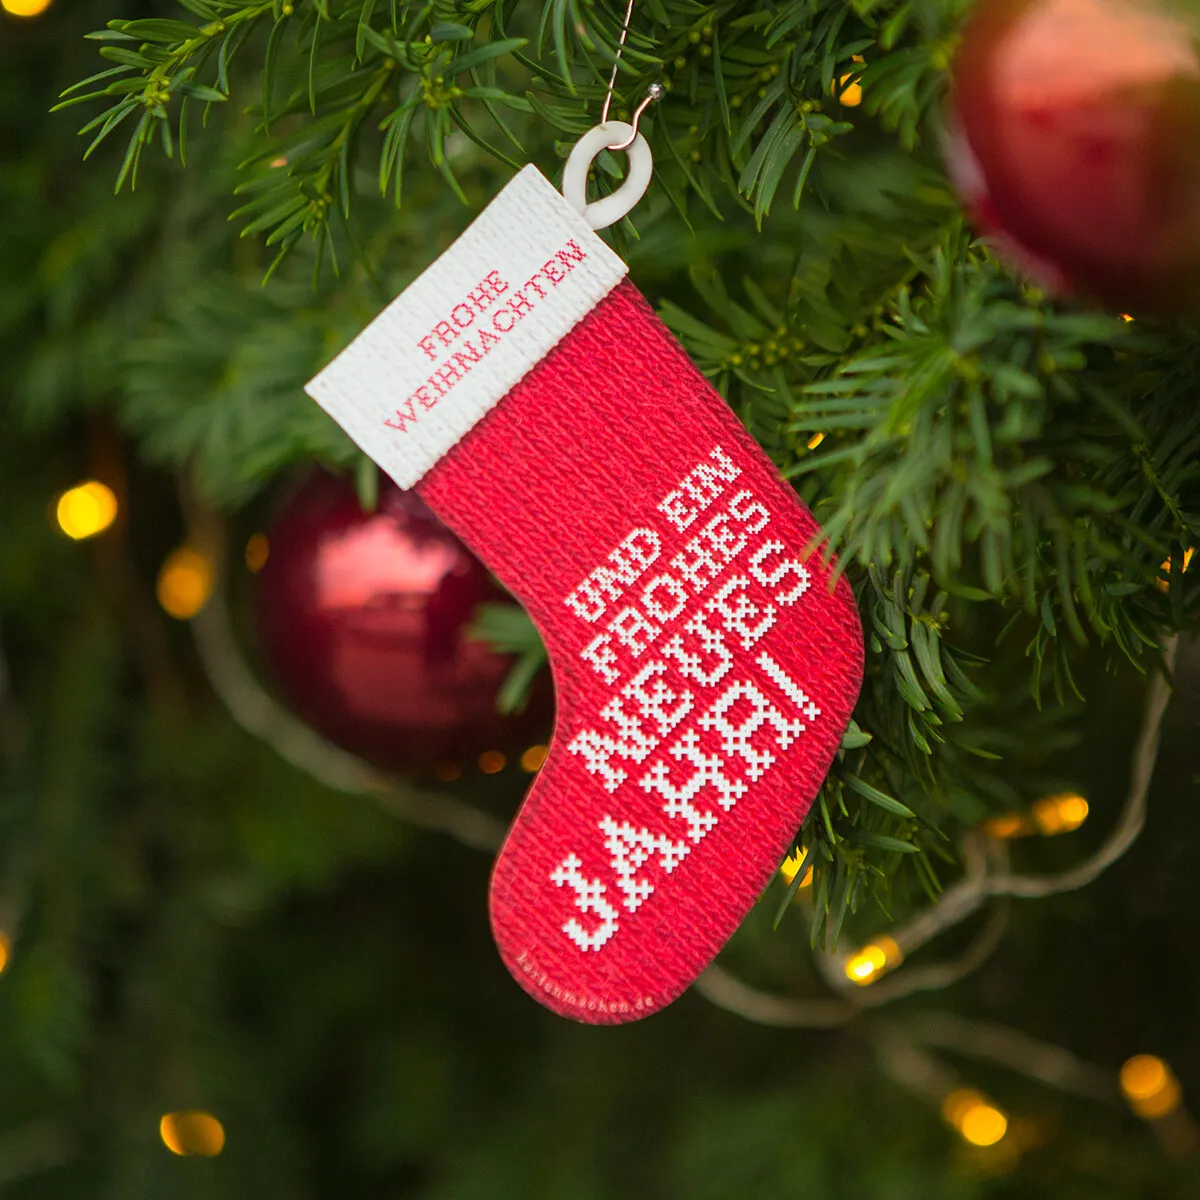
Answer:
[418,280,864,1023]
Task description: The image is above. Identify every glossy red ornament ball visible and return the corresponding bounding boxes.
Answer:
[255,469,550,775]
[949,0,1200,314]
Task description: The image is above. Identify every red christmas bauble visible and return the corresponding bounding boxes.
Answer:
[255,469,550,775]
[949,0,1200,314]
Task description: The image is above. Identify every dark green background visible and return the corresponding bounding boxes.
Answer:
[1,2,1198,1196]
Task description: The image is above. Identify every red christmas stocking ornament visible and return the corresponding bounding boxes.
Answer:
[307,159,864,1023]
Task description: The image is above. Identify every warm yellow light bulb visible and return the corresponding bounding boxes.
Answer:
[1033,792,1089,835]
[478,750,507,775]
[988,793,1088,839]
[844,936,901,985]
[983,812,1034,839]
[961,1104,1009,1147]
[1053,793,1088,830]
[0,931,10,976]
[156,547,215,620]
[779,850,813,888]
[2,0,53,17]
[1122,1055,1168,1100]
[806,432,826,450]
[1121,1055,1183,1119]
[834,54,865,106]
[244,533,270,573]
[943,1088,1009,1146]
[520,744,549,773]
[55,481,118,541]
[1157,545,1195,592]
[159,1111,225,1157]
[846,950,882,982]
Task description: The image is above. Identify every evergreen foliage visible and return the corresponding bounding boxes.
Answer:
[60,0,1193,937]
[37,0,1200,969]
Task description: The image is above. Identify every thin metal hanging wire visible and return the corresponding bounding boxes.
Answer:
[598,0,662,152]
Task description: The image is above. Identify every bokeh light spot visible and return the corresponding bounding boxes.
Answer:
[520,744,548,773]
[244,533,270,573]
[1032,792,1089,835]
[846,945,886,983]
[56,481,118,541]
[1121,1055,1182,1119]
[984,812,1033,839]
[844,936,901,985]
[988,793,1088,839]
[779,850,813,888]
[1122,1055,1168,1100]
[1156,545,1194,592]
[835,54,865,106]
[478,750,507,774]
[943,1088,1009,1146]
[844,935,902,985]
[159,1111,225,1157]
[961,1104,1009,1147]
[157,547,215,620]
[838,77,862,105]
[2,0,53,17]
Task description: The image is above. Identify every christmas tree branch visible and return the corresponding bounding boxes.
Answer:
[61,0,1195,919]
[187,508,505,853]
[60,0,951,265]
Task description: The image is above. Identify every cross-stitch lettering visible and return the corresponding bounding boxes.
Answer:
[384,239,591,434]
[549,446,823,952]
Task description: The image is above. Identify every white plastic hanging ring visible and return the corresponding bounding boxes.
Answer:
[562,122,653,231]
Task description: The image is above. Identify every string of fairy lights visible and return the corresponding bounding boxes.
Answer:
[37,479,1198,1165]
[158,1112,226,1158]
[789,792,1091,989]
[778,780,1196,1159]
